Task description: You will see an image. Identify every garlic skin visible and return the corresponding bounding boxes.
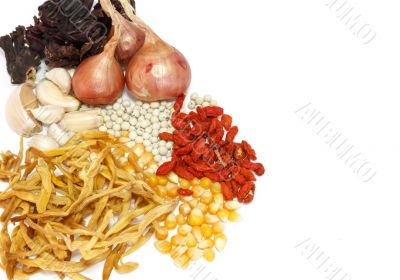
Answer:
[5,84,42,136]
[59,110,103,132]
[45,68,72,94]
[36,80,80,112]
[30,105,65,125]
[48,123,75,146]
[29,135,60,151]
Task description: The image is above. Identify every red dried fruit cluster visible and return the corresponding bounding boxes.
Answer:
[156,95,265,203]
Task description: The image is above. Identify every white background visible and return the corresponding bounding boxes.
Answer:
[0,0,399,279]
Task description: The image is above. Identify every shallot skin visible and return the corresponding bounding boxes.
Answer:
[126,46,191,102]
[72,53,125,105]
[115,13,146,65]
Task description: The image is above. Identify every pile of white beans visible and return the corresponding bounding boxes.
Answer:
[80,93,218,164]
[81,98,174,163]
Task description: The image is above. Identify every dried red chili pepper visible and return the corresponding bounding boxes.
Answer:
[156,159,177,176]
[159,132,174,142]
[177,188,194,196]
[192,162,212,172]
[174,164,195,180]
[187,166,204,178]
[203,172,222,182]
[226,126,239,143]
[242,140,257,160]
[175,144,194,156]
[240,167,256,181]
[174,94,185,112]
[237,182,255,203]
[221,182,234,201]
[221,114,232,130]
[230,180,239,196]
[209,118,219,134]
[156,95,265,203]
[204,106,224,117]
[193,138,208,154]
[196,106,207,121]
[173,133,193,147]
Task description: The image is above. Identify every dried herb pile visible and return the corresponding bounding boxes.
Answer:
[0,0,135,84]
[0,131,176,280]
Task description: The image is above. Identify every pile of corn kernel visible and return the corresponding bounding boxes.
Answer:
[145,173,241,268]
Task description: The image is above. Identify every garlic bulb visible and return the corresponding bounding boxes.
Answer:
[36,80,80,112]
[48,123,75,146]
[59,110,103,132]
[5,84,42,136]
[29,135,60,151]
[45,68,72,94]
[30,105,65,125]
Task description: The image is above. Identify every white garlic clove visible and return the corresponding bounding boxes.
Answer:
[48,123,75,146]
[30,105,65,125]
[59,110,103,132]
[29,135,60,151]
[36,80,80,112]
[5,84,42,136]
[45,68,72,94]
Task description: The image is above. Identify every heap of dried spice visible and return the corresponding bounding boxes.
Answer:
[0,0,135,84]
[0,26,41,84]
[156,95,265,203]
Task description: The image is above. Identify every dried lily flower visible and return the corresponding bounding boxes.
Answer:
[0,131,177,279]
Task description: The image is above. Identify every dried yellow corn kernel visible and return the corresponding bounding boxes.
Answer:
[180,178,191,189]
[224,201,241,211]
[188,208,204,226]
[200,224,213,239]
[213,193,224,206]
[191,178,200,186]
[176,214,186,225]
[167,172,179,184]
[214,233,227,252]
[200,177,212,189]
[165,213,177,230]
[178,224,193,236]
[166,182,178,197]
[171,234,186,246]
[208,202,220,214]
[200,190,213,204]
[158,176,168,186]
[192,186,205,198]
[203,248,215,262]
[198,239,214,249]
[147,174,159,187]
[188,199,199,209]
[156,185,167,198]
[132,143,145,157]
[155,226,168,241]
[228,211,241,222]
[212,222,224,234]
[217,209,229,222]
[192,226,202,242]
[187,247,203,261]
[179,203,191,216]
[197,203,208,214]
[210,182,222,194]
[204,214,219,224]
[121,131,129,137]
[171,245,188,258]
[154,241,172,254]
[174,252,190,269]
[186,233,197,248]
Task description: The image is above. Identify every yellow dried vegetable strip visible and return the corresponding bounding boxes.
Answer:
[36,159,54,213]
